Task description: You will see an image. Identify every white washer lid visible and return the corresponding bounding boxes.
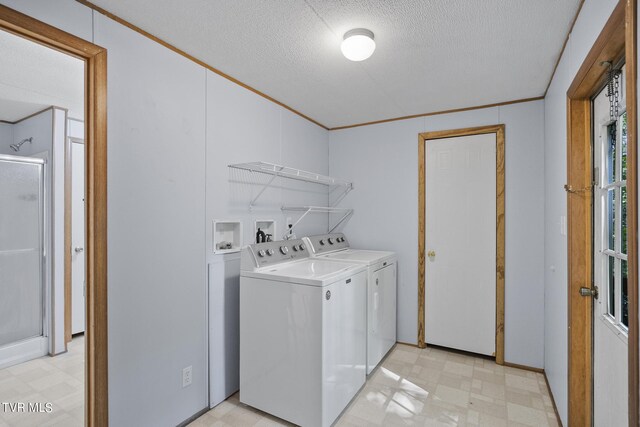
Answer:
[317,249,396,266]
[241,259,367,287]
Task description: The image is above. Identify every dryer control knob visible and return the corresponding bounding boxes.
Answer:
[266,249,275,256]
[257,249,266,257]
[280,246,289,254]
[299,244,306,251]
[319,239,325,245]
[328,238,334,244]
[292,245,299,251]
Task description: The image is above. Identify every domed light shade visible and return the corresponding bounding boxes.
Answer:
[341,29,375,61]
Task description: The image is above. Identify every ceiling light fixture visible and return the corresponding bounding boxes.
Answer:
[341,28,375,62]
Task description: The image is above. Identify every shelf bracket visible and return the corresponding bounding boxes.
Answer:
[331,183,353,207]
[249,168,283,210]
[289,208,313,234]
[328,210,353,233]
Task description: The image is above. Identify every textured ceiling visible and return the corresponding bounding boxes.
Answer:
[0,29,84,122]
[88,0,581,128]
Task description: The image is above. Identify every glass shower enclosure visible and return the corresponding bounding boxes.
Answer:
[0,154,47,368]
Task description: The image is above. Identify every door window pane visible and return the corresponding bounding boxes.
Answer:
[607,123,616,184]
[622,112,628,181]
[622,259,628,327]
[622,186,627,254]
[608,189,615,251]
[608,256,615,317]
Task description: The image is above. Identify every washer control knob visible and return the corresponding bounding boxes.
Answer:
[266,249,275,256]
[257,249,266,257]
[292,245,299,251]
[338,237,344,242]
[319,239,325,245]
[299,243,306,251]
[280,246,289,255]
[328,238,334,244]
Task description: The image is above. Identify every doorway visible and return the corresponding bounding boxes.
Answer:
[417,124,505,364]
[0,5,108,426]
[69,136,86,337]
[565,1,638,425]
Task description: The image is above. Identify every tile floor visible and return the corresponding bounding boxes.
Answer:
[0,336,84,427]
[190,344,559,427]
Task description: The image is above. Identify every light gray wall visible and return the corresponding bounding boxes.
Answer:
[0,108,53,156]
[205,70,329,254]
[94,14,209,427]
[0,2,330,425]
[329,100,546,369]
[0,122,12,145]
[543,0,619,424]
[0,0,92,41]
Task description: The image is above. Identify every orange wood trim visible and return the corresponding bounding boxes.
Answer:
[421,124,504,142]
[0,9,102,58]
[417,124,505,366]
[76,0,329,131]
[495,125,505,366]
[396,341,420,349]
[566,97,593,427]
[544,0,586,96]
[626,0,639,425]
[417,134,426,348]
[86,47,108,427]
[0,5,109,426]
[567,0,626,99]
[503,361,544,374]
[332,97,543,131]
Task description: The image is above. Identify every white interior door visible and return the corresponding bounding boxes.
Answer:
[593,74,628,427]
[425,132,496,356]
[71,141,85,334]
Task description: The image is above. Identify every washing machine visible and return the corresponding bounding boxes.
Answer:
[304,233,396,375]
[240,239,367,427]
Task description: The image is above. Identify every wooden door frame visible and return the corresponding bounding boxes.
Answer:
[566,0,638,425]
[0,5,109,427]
[417,124,506,365]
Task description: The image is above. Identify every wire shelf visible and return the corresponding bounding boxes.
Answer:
[228,161,353,209]
[228,161,352,188]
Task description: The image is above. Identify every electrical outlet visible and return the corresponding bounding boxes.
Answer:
[182,366,192,388]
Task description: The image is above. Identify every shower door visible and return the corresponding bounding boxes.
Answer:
[0,155,45,354]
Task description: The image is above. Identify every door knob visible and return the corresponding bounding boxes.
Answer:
[74,247,84,253]
[427,250,436,258]
[579,286,598,299]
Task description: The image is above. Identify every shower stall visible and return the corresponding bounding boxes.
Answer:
[0,154,48,368]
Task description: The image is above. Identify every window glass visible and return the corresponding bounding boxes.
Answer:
[622,186,627,255]
[622,259,628,327]
[608,189,615,251]
[599,107,627,334]
[607,123,616,184]
[608,256,615,317]
[622,112,628,181]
